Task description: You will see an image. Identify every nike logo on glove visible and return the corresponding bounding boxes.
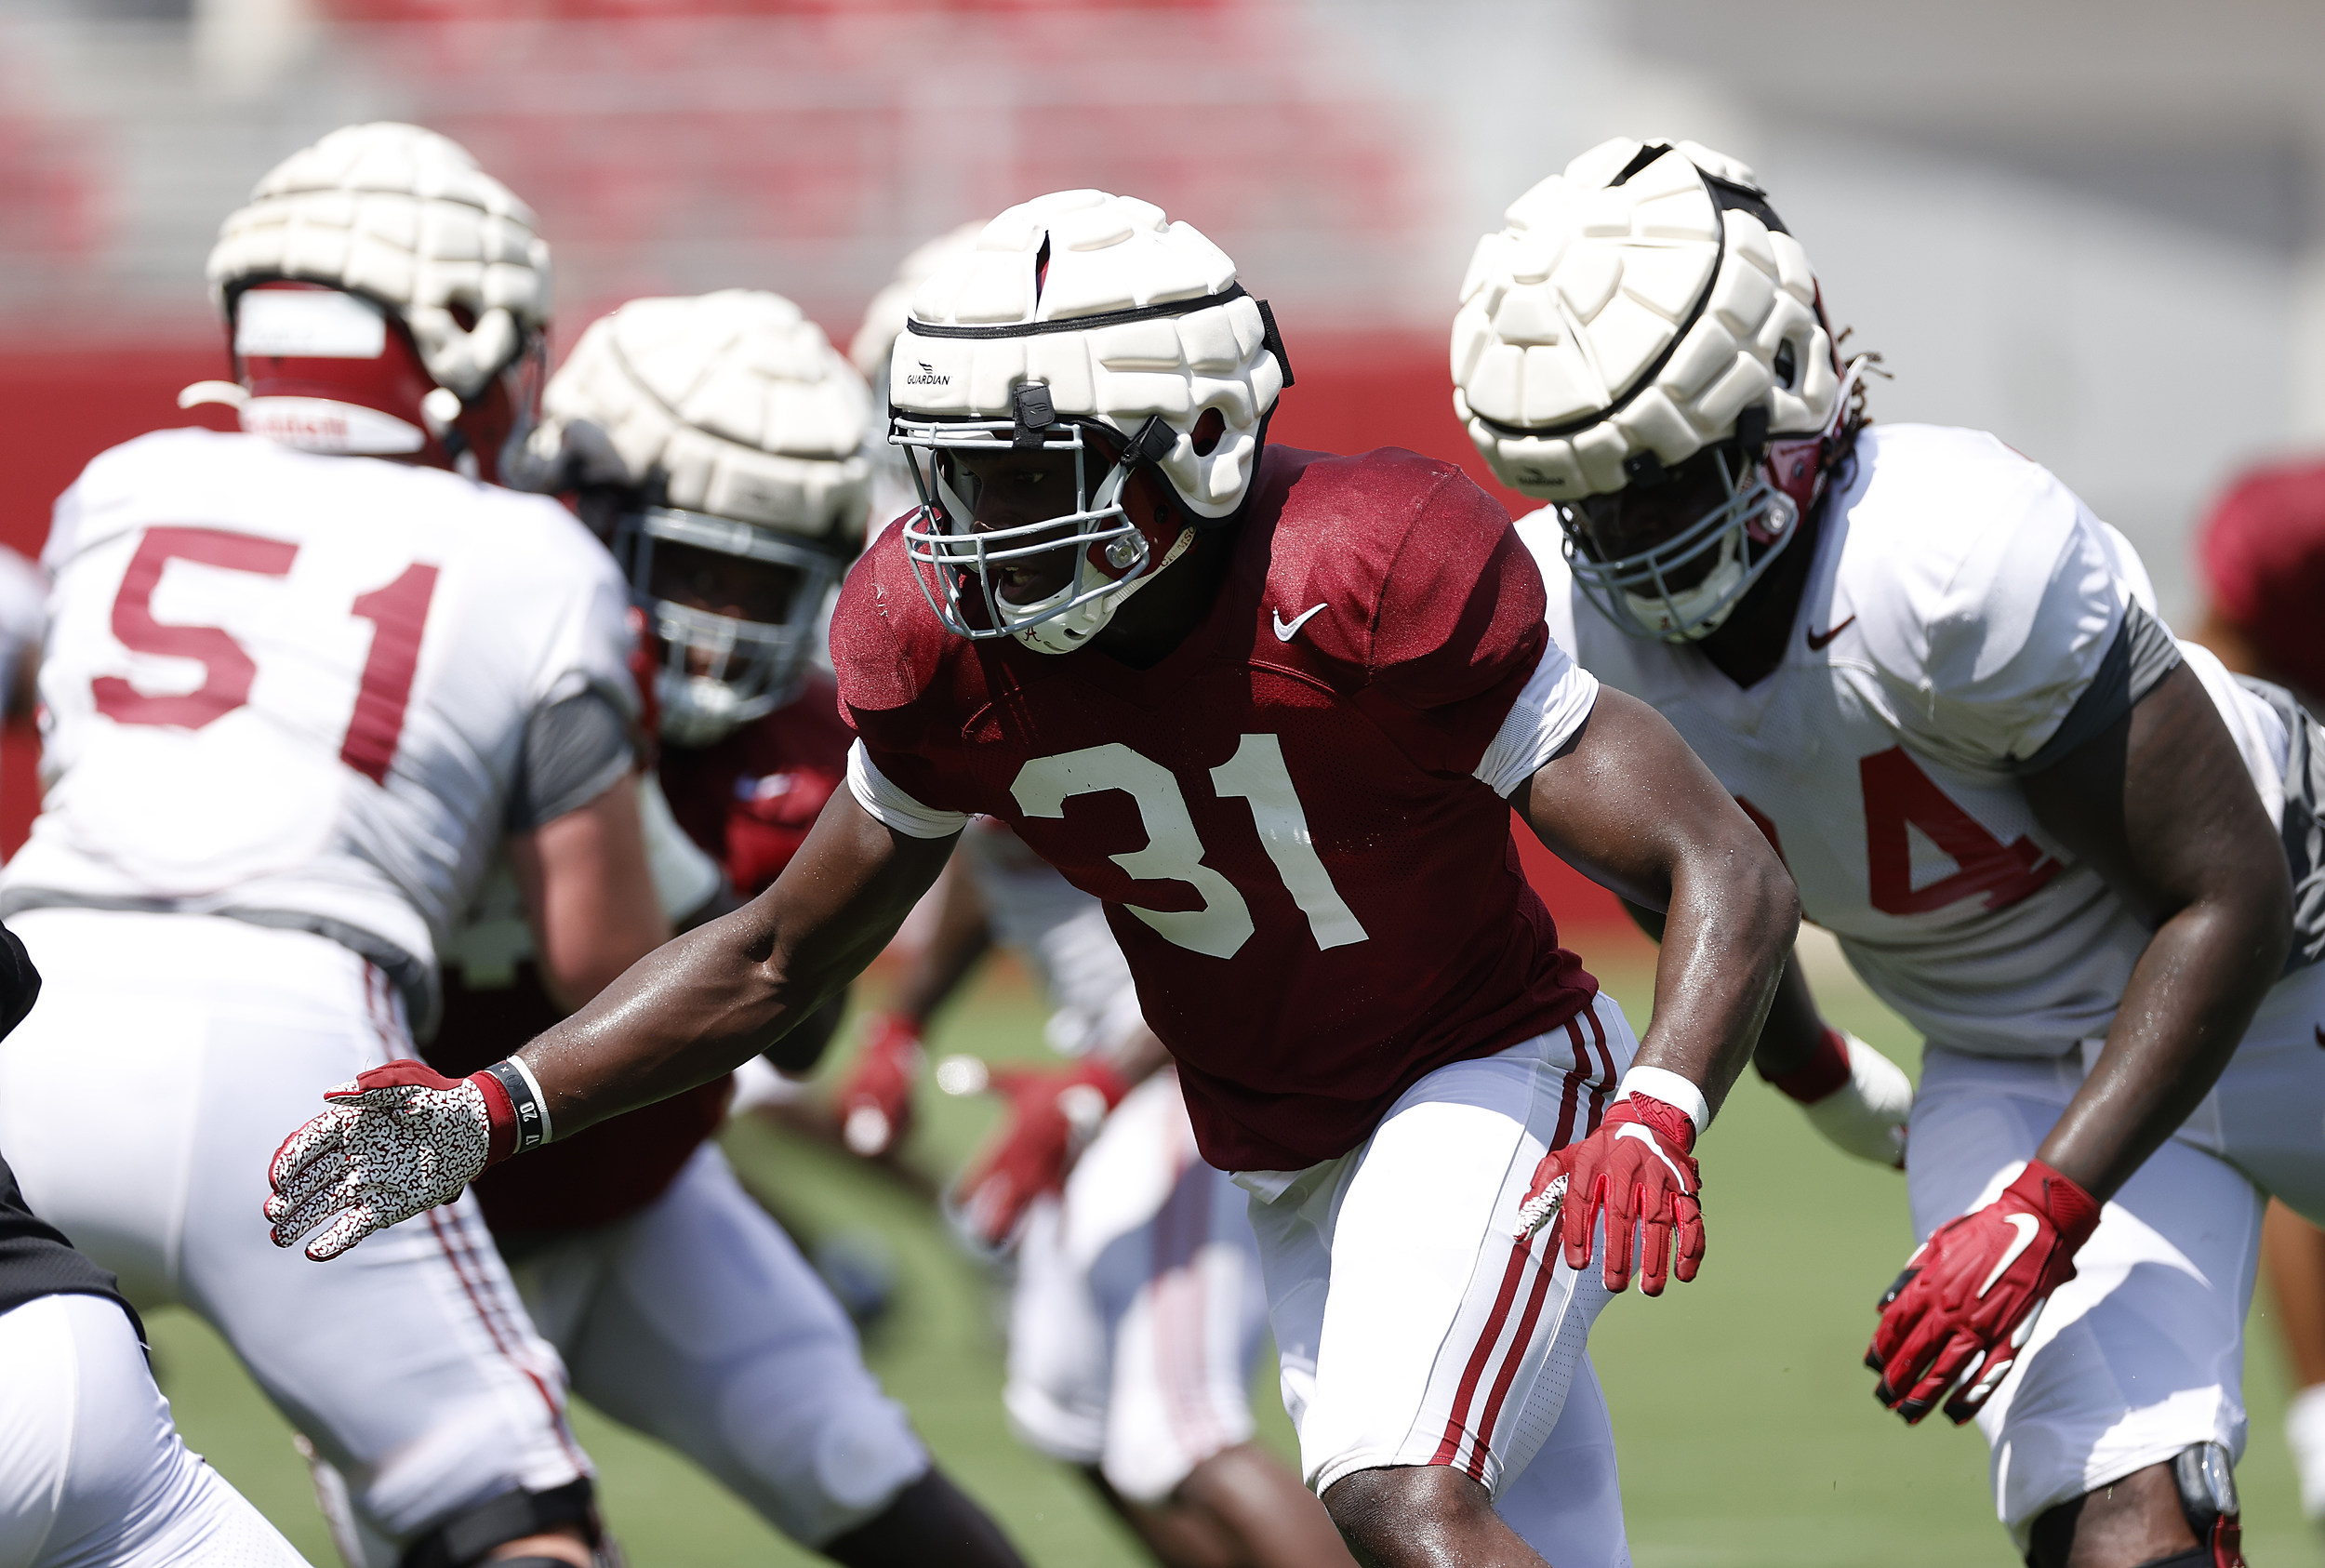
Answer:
[1806,616,1855,651]
[1977,1213,2041,1297]
[1273,603,1327,641]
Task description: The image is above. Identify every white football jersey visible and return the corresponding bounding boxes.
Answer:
[1534,423,2295,1059]
[2,430,636,1017]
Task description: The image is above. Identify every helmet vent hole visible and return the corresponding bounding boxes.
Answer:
[1190,407,1226,457]
[1033,233,1052,306]
[1773,340,1797,391]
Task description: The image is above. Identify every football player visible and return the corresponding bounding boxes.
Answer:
[417,289,1025,1568]
[2192,462,2325,1528]
[266,188,1802,1568]
[0,920,311,1568]
[844,817,1357,1568]
[0,124,666,1568]
[1451,137,2325,1567]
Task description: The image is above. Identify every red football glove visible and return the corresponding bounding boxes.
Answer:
[950,1058,1128,1248]
[1867,1159,2101,1425]
[1515,1093,1703,1296]
[264,1059,521,1261]
[832,1014,925,1157]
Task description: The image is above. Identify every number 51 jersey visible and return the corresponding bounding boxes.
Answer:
[835,445,1603,1176]
[2,429,636,1028]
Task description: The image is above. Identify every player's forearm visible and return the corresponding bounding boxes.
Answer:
[1636,845,1799,1113]
[2037,894,2286,1199]
[1622,902,1827,1081]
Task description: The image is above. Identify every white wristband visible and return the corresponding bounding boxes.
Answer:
[1617,1066,1710,1135]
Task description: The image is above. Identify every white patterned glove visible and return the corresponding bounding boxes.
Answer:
[1766,1028,1912,1168]
[265,1059,524,1260]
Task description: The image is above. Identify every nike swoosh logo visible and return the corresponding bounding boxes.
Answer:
[1273,603,1327,641]
[1806,615,1855,651]
[1977,1213,2042,1298]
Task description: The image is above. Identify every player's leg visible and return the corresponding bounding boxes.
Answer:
[1044,1077,1350,1568]
[518,1144,1023,1567]
[1479,1356,1628,1568]
[1249,996,1634,1568]
[1910,1046,2260,1566]
[33,915,601,1568]
[2259,1201,2325,1524]
[0,1291,311,1568]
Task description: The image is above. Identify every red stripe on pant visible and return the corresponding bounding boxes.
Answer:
[1465,1243,1563,1481]
[1428,1240,1536,1470]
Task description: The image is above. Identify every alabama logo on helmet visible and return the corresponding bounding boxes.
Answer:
[887,190,1293,656]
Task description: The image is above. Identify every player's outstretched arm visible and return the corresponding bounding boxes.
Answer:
[265,790,955,1259]
[1868,662,2292,1424]
[1507,687,1799,1294]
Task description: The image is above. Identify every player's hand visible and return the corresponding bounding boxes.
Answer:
[1867,1159,2100,1425]
[833,1013,925,1157]
[944,1056,1127,1248]
[264,1059,515,1261]
[1515,1092,1703,1296]
[1774,1028,1913,1168]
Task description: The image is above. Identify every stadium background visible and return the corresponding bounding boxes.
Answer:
[2,0,2321,1561]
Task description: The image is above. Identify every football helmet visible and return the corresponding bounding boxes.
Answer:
[196,122,551,484]
[530,289,873,746]
[1452,138,1867,642]
[887,190,1291,656]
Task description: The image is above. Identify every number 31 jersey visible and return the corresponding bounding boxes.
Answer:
[2,429,636,1022]
[834,445,1602,1175]
[1538,423,2299,1060]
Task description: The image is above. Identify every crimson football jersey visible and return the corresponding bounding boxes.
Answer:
[428,674,852,1235]
[658,671,853,891]
[834,445,1599,1172]
[2200,458,2325,704]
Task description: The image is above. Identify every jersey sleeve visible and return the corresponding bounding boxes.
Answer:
[1365,472,1549,711]
[830,525,988,818]
[1851,449,2135,774]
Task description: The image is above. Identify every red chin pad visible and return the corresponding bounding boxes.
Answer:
[1757,432,1827,538]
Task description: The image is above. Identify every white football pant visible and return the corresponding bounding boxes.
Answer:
[504,1145,929,1548]
[1241,993,1638,1565]
[1005,1070,1269,1504]
[0,910,590,1551]
[0,1292,310,1568]
[1911,955,2325,1548]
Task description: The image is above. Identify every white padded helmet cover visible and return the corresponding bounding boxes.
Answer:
[891,190,1284,521]
[207,122,551,400]
[1452,138,1839,500]
[538,289,873,546]
[848,221,982,382]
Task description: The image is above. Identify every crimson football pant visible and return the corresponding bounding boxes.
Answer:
[1910,955,2325,1549]
[0,910,591,1553]
[1240,993,1638,1566]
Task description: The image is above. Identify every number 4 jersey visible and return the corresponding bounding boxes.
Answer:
[1,429,637,1030]
[1536,422,2325,1062]
[835,445,1604,1175]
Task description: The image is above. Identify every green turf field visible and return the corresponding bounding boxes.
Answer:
[148,936,2320,1566]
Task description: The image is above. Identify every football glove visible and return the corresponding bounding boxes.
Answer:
[1765,1027,1912,1168]
[264,1059,525,1261]
[832,1013,925,1157]
[1516,1091,1704,1296]
[946,1056,1127,1249]
[1867,1158,2101,1425]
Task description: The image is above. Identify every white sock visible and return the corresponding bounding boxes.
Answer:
[2286,1382,2325,1521]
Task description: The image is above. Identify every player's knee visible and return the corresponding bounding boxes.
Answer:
[399,1480,603,1568]
[2024,1448,2238,1568]
[1321,1464,1496,1561]
[734,1382,930,1546]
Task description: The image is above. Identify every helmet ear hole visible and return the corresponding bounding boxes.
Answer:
[1773,339,1798,391]
[1190,406,1226,457]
